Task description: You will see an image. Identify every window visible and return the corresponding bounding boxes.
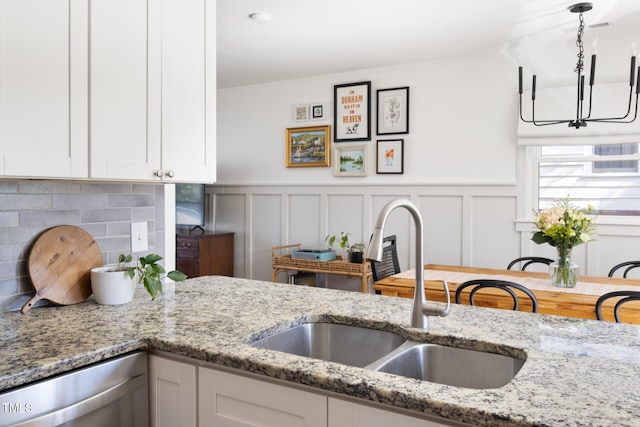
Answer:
[536,143,640,215]
[592,144,638,173]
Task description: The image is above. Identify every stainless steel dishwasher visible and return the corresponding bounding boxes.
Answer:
[0,352,148,427]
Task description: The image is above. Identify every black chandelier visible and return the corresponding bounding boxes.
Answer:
[518,2,639,129]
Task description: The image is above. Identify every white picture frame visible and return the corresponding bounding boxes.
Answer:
[294,104,310,121]
[334,144,367,177]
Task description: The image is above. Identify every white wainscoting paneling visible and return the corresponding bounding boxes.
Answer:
[208,184,640,282]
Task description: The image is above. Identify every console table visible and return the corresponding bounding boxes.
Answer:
[374,264,640,323]
[176,232,234,278]
[272,244,372,293]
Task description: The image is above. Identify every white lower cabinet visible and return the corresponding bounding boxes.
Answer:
[198,367,326,427]
[149,354,465,427]
[149,355,197,427]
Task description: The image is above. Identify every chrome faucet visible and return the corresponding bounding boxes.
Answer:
[367,199,450,329]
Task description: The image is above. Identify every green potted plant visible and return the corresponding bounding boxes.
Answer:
[325,232,350,261]
[91,253,187,305]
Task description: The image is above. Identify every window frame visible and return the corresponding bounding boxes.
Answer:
[521,144,640,222]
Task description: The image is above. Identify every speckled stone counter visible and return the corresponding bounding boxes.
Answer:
[1,276,639,426]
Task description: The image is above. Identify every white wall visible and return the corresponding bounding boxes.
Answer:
[217,51,517,185]
[212,40,640,283]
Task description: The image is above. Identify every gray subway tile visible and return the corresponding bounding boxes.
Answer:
[20,210,81,227]
[0,194,51,210]
[0,260,22,279]
[0,211,19,227]
[0,278,19,296]
[0,182,18,193]
[81,183,133,194]
[132,207,155,222]
[132,184,158,194]
[108,193,155,208]
[94,235,131,251]
[0,245,23,262]
[80,223,108,238]
[81,208,131,223]
[108,222,132,236]
[52,193,108,209]
[18,180,81,194]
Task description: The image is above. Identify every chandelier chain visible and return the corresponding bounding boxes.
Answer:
[574,11,585,74]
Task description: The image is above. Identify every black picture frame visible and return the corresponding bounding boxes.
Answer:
[376,86,409,135]
[333,81,371,142]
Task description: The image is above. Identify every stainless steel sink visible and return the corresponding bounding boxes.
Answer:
[370,341,525,389]
[251,322,406,367]
[251,322,525,389]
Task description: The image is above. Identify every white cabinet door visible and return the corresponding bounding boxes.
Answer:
[89,0,162,181]
[0,0,88,178]
[160,0,216,183]
[199,367,327,427]
[149,355,197,427]
[89,0,215,183]
[328,398,466,427]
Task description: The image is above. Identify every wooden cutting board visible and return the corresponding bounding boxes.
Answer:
[22,225,103,313]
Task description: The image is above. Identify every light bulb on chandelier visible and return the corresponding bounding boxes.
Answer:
[518,2,639,129]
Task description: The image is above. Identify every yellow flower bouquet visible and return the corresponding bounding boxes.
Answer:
[532,199,596,287]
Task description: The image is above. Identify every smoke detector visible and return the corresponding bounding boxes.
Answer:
[248,12,271,24]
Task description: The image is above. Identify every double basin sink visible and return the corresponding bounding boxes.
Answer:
[251,322,525,389]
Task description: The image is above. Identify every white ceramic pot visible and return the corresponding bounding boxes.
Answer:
[90,266,136,305]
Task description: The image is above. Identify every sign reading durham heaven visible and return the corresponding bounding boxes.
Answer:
[333,81,371,142]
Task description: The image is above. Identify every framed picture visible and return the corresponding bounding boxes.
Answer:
[333,81,371,142]
[294,104,310,121]
[310,102,326,120]
[376,87,409,135]
[334,144,367,176]
[376,139,404,174]
[286,125,331,168]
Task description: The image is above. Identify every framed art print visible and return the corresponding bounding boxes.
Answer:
[333,81,371,142]
[310,103,326,120]
[376,139,404,174]
[377,87,409,135]
[334,144,367,176]
[286,125,331,168]
[294,104,310,121]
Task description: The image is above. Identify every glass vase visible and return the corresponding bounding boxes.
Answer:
[549,247,579,288]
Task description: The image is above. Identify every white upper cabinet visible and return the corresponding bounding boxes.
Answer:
[0,0,88,178]
[89,0,161,181]
[89,0,216,183]
[160,0,216,183]
[0,0,215,182]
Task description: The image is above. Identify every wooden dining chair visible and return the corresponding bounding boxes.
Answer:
[506,256,553,271]
[595,291,640,322]
[455,279,539,313]
[370,235,401,282]
[607,261,640,278]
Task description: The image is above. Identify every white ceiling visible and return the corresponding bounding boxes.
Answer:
[216,0,640,89]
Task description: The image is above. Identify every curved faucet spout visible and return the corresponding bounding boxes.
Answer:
[367,199,450,329]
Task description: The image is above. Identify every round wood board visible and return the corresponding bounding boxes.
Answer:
[22,225,103,313]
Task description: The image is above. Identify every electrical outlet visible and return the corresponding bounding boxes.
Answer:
[131,221,148,253]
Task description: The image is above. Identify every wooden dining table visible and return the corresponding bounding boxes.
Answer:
[373,264,640,324]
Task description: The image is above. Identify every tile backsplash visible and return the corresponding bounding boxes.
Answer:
[0,180,166,312]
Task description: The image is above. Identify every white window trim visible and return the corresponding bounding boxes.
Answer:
[518,145,640,226]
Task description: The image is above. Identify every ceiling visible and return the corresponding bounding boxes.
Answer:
[216,0,640,89]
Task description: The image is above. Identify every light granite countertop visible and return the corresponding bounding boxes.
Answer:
[1,276,639,426]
